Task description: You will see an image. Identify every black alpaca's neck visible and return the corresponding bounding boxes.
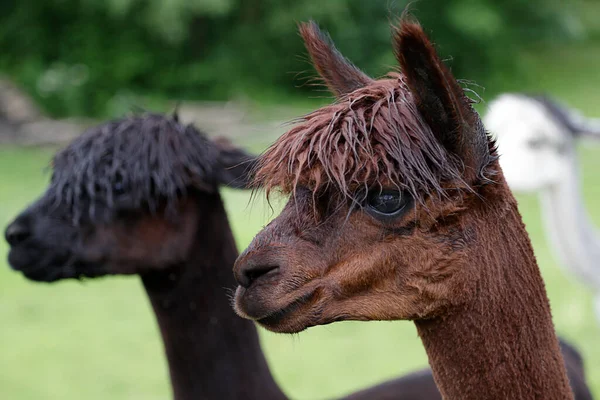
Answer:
[415,194,573,400]
[141,194,286,400]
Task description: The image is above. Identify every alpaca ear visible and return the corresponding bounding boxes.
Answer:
[299,21,373,97]
[213,137,256,189]
[578,119,600,139]
[393,20,489,182]
[534,95,600,139]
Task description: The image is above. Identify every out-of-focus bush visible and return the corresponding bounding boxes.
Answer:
[0,0,585,117]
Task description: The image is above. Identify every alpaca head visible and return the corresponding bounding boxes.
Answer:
[5,113,254,281]
[484,94,576,192]
[232,20,505,334]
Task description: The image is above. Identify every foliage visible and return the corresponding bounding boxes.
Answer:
[0,0,584,118]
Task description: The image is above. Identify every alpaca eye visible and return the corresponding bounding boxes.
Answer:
[366,190,409,216]
[113,181,126,196]
[527,137,547,150]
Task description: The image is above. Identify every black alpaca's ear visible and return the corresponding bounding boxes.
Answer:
[213,137,256,189]
[299,21,373,97]
[393,20,489,182]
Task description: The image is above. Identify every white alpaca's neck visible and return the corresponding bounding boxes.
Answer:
[537,144,600,320]
[538,146,600,285]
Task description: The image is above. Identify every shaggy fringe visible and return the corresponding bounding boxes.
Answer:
[48,113,220,223]
[253,73,467,206]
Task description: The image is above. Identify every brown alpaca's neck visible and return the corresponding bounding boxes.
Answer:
[415,194,573,400]
[141,195,286,400]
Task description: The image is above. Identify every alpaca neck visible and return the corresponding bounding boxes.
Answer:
[415,196,573,400]
[141,195,286,400]
[538,145,600,289]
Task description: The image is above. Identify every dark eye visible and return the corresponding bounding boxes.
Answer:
[112,171,128,196]
[527,137,547,149]
[366,189,411,217]
[113,181,126,196]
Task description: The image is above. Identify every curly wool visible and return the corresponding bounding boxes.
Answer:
[48,113,220,223]
[253,74,467,206]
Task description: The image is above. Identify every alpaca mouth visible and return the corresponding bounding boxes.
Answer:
[8,247,106,282]
[19,265,69,282]
[17,261,108,282]
[8,247,64,280]
[252,289,319,333]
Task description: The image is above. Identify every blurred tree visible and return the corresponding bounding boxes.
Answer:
[0,0,584,117]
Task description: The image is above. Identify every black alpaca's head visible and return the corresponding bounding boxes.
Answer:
[5,113,254,281]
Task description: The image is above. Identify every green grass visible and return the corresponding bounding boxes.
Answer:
[2,38,600,399]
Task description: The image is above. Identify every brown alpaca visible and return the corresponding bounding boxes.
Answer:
[232,20,576,400]
[5,113,479,400]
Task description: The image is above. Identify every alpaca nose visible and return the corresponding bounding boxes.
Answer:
[234,257,280,288]
[5,219,31,246]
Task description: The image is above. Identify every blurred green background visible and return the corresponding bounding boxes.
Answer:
[0,0,594,118]
[1,0,600,399]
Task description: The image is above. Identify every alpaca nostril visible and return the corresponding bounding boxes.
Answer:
[238,264,279,288]
[5,221,31,246]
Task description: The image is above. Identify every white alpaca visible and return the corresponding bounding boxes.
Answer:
[484,94,600,323]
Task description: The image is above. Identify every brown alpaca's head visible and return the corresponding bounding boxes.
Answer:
[233,20,504,333]
[5,113,254,281]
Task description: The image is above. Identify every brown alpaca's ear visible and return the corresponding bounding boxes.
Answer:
[299,21,373,97]
[393,20,489,182]
[213,137,256,189]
